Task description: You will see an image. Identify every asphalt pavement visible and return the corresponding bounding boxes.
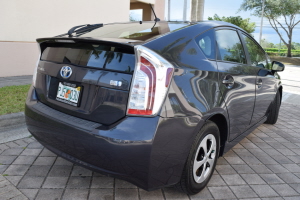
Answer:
[0,65,300,200]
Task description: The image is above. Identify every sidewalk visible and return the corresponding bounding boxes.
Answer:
[0,75,32,88]
[280,64,300,105]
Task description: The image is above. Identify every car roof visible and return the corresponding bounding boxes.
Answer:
[37,21,243,46]
[74,21,242,44]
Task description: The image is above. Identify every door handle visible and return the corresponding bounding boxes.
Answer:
[222,75,234,89]
[256,79,262,85]
[222,79,234,84]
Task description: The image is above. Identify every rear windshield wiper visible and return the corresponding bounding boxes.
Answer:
[56,23,103,38]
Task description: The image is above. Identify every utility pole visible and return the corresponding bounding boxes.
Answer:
[278,32,282,56]
[259,0,265,45]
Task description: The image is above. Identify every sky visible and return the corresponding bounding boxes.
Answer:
[201,0,300,44]
[130,0,300,45]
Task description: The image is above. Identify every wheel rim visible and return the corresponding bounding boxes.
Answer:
[193,134,217,183]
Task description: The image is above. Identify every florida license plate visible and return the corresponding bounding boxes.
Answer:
[56,82,82,107]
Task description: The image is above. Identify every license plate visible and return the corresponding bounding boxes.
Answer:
[56,82,82,107]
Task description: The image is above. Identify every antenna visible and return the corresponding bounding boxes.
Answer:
[149,4,160,22]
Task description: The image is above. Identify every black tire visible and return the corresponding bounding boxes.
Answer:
[175,120,220,195]
[265,91,281,124]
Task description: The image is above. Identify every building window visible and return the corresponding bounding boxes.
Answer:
[130,9,143,21]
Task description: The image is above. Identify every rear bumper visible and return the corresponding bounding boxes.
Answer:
[25,86,203,190]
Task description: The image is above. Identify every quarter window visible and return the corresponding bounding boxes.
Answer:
[195,29,216,60]
[215,30,246,64]
[242,34,268,68]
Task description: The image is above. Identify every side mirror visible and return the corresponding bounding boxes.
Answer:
[272,61,285,72]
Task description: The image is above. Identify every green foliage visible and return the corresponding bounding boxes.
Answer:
[239,0,300,18]
[291,42,300,50]
[261,38,276,48]
[260,38,300,56]
[243,35,272,69]
[274,52,300,57]
[208,14,256,33]
[259,38,300,50]
[222,43,247,63]
[265,48,300,57]
[264,48,300,53]
[239,0,300,57]
[0,84,30,115]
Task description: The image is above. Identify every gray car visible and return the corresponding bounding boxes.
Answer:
[25,21,284,194]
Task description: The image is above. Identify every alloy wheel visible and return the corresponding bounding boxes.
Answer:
[193,134,217,183]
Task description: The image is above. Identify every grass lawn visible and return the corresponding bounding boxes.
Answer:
[0,84,30,115]
[270,56,300,66]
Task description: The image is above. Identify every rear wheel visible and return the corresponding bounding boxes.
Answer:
[175,121,220,195]
[265,91,281,124]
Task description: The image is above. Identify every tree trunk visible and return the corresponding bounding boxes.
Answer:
[287,45,292,57]
[287,30,293,57]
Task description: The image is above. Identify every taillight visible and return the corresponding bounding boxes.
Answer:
[127,45,174,116]
[32,44,41,87]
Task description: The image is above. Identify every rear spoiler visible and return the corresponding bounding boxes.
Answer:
[36,37,136,56]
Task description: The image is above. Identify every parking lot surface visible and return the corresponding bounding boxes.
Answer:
[0,102,300,200]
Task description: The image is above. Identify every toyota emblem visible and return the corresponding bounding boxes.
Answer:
[60,66,72,79]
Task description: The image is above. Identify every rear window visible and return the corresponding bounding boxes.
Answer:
[40,43,135,73]
[79,22,191,41]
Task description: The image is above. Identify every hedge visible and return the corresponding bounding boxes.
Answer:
[264,48,300,53]
[265,51,300,57]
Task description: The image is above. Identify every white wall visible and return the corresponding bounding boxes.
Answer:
[0,0,130,77]
[0,42,40,77]
[0,0,130,42]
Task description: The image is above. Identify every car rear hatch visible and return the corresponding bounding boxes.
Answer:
[34,22,191,125]
[35,38,135,125]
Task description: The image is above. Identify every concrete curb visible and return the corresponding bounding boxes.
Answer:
[0,75,32,88]
[0,112,30,144]
[0,112,25,128]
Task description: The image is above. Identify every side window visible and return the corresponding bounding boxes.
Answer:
[195,29,216,60]
[215,30,246,64]
[242,34,268,68]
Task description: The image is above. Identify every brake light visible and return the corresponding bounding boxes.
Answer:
[127,46,174,116]
[32,44,41,87]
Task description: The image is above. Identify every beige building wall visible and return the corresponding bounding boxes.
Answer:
[0,0,130,42]
[130,0,165,21]
[154,0,166,20]
[0,42,40,77]
[0,0,130,77]
[130,2,153,20]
